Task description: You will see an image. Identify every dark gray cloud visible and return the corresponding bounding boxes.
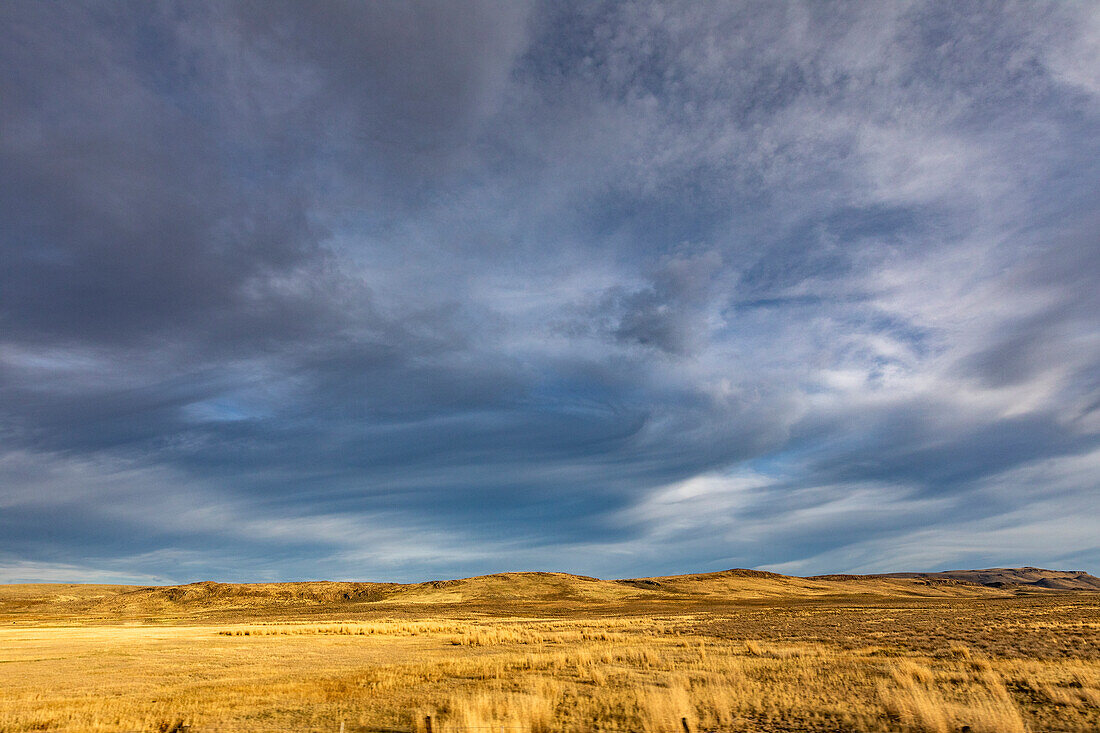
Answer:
[2,1,1099,583]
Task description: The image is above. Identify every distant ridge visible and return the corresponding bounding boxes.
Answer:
[868,567,1100,591]
[2,567,1096,621]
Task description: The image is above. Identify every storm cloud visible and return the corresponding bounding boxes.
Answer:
[1,1,1098,583]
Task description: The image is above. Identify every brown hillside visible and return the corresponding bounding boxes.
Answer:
[625,568,1009,599]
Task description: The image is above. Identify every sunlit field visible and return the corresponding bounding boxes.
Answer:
[2,580,1098,732]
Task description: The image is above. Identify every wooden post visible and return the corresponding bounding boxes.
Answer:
[339,722,345,733]
[681,717,691,733]
[424,715,433,733]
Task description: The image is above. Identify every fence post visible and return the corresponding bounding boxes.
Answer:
[681,717,691,733]
[425,715,433,733]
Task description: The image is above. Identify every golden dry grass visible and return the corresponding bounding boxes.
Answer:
[1,582,1097,732]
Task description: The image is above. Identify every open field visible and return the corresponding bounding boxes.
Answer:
[1,571,1098,732]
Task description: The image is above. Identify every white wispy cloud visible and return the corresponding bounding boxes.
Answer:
[1,1,1098,581]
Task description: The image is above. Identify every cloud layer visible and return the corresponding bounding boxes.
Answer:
[2,1,1098,583]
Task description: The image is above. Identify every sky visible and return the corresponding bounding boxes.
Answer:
[2,1,1099,584]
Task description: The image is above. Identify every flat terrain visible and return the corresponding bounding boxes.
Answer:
[1,569,1098,732]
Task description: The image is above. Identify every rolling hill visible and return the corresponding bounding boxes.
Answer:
[2,566,1097,621]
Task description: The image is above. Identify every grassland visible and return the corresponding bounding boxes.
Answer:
[1,571,1098,732]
